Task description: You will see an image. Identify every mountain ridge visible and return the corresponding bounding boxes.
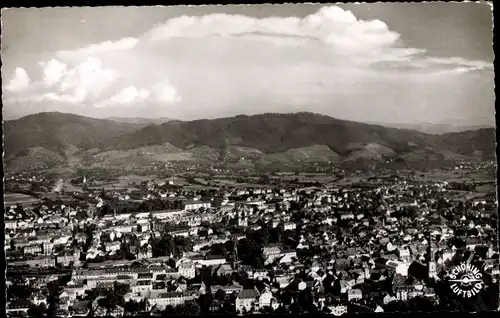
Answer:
[3,111,496,172]
[105,116,175,125]
[367,120,495,135]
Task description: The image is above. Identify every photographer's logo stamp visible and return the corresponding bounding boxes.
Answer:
[448,263,484,298]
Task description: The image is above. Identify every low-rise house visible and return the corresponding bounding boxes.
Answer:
[253,269,269,281]
[10,255,56,268]
[69,300,90,317]
[279,250,297,264]
[32,293,48,306]
[329,305,348,316]
[131,280,153,296]
[258,287,275,308]
[23,244,43,255]
[221,283,244,294]
[148,291,199,310]
[190,255,227,268]
[104,241,121,252]
[185,201,211,211]
[215,264,234,277]
[178,260,196,279]
[283,222,296,231]
[236,289,260,313]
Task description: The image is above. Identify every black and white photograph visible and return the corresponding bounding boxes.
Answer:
[2,2,498,316]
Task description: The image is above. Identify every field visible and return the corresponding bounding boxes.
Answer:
[98,174,157,191]
[414,168,496,183]
[63,180,84,193]
[4,192,41,206]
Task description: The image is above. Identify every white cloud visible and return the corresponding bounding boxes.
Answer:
[96,85,151,108]
[57,57,115,102]
[7,57,116,105]
[111,86,150,104]
[95,82,181,108]
[2,5,493,122]
[146,6,405,61]
[406,56,494,73]
[425,57,493,69]
[153,82,182,103]
[41,59,67,86]
[145,5,493,73]
[57,37,138,59]
[5,67,30,92]
[3,91,84,104]
[42,91,86,104]
[427,66,487,77]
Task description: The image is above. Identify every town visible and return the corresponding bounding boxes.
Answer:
[5,160,499,317]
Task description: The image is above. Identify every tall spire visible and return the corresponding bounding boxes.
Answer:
[233,238,239,271]
[427,231,437,280]
[467,251,475,265]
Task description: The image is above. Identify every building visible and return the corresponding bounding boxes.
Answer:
[5,220,18,230]
[191,255,226,268]
[131,280,153,297]
[348,288,363,301]
[236,289,260,313]
[215,264,234,277]
[148,291,198,310]
[329,305,348,316]
[10,256,56,268]
[283,222,296,231]
[178,260,196,279]
[258,288,273,307]
[427,232,438,280]
[184,201,211,211]
[6,300,31,316]
[23,244,42,255]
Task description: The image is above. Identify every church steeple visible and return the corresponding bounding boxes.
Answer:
[233,238,240,271]
[427,231,437,280]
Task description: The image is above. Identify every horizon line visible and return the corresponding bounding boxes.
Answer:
[6,110,496,129]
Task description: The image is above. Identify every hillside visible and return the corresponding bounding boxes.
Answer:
[108,112,495,157]
[105,116,174,125]
[368,121,495,135]
[4,112,145,160]
[3,112,496,172]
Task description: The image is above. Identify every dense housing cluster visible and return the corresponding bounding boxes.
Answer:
[5,162,499,317]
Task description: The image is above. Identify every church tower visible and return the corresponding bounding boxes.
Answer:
[427,231,437,280]
[233,238,240,271]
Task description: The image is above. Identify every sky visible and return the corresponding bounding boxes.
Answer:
[1,3,495,125]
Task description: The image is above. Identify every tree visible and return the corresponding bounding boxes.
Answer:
[210,243,227,256]
[139,298,149,312]
[47,281,60,298]
[28,303,47,318]
[252,228,270,246]
[100,188,107,200]
[113,281,130,297]
[124,300,141,313]
[75,210,88,221]
[99,292,123,312]
[177,301,201,316]
[8,284,34,299]
[385,300,409,313]
[468,228,479,237]
[214,289,226,301]
[290,301,303,314]
[198,293,213,312]
[298,288,315,312]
